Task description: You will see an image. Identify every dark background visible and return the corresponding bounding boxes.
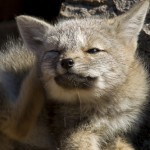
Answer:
[0,0,63,47]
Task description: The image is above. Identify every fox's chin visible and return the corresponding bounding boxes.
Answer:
[54,73,97,89]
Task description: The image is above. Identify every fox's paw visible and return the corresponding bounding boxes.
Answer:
[114,137,134,150]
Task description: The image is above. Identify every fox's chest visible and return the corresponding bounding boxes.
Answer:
[46,102,89,136]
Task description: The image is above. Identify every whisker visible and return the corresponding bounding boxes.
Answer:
[76,89,82,121]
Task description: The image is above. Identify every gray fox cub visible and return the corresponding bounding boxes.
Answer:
[0,0,149,149]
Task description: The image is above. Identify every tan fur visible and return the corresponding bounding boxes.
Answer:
[115,138,134,150]
[104,137,134,150]
[0,1,149,150]
[2,65,45,140]
[0,42,51,149]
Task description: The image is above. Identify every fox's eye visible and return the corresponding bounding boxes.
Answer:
[49,50,60,54]
[46,50,61,56]
[86,48,102,54]
[44,50,60,59]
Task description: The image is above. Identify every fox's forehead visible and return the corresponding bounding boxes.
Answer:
[51,18,111,51]
[56,26,86,50]
[56,18,105,34]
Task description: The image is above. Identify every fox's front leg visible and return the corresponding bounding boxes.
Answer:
[2,66,45,140]
[60,127,100,150]
[104,137,134,150]
[60,119,135,150]
[114,137,134,150]
[61,131,134,150]
[61,131,99,150]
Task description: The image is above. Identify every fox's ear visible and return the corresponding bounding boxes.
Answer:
[113,0,149,40]
[16,15,54,52]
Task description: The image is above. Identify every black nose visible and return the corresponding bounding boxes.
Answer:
[61,58,74,69]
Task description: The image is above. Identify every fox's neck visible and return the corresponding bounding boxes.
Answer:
[117,59,148,103]
[108,59,147,113]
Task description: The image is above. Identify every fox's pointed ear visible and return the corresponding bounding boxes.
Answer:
[16,15,54,52]
[113,0,149,40]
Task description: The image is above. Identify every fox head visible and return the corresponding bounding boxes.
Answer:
[16,1,149,102]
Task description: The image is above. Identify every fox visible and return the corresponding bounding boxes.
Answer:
[0,0,149,149]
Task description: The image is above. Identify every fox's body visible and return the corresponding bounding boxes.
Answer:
[0,1,149,150]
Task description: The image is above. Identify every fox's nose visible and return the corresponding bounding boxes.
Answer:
[61,58,74,69]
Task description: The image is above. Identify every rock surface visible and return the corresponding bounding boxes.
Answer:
[60,0,141,18]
